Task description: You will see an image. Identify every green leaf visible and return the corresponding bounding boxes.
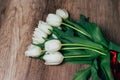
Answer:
[117,53,120,63]
[32,43,44,49]
[63,49,95,62]
[52,27,74,40]
[63,19,92,38]
[77,22,108,48]
[53,26,107,54]
[91,66,102,80]
[77,15,108,47]
[61,36,106,53]
[64,57,94,65]
[64,60,92,64]
[99,54,114,80]
[91,59,102,80]
[61,25,74,36]
[62,49,99,64]
[109,42,120,52]
[80,14,89,22]
[73,67,91,80]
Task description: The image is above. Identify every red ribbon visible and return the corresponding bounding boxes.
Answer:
[110,50,120,80]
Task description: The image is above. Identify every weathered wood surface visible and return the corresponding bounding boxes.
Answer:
[0,0,120,80]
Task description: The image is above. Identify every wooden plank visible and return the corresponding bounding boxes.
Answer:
[0,0,120,80]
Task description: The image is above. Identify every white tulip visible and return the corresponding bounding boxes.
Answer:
[56,9,69,19]
[25,44,42,57]
[43,51,64,65]
[45,39,62,52]
[32,28,47,44]
[38,21,53,35]
[46,14,62,27]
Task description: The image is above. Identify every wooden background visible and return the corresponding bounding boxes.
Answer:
[0,0,120,80]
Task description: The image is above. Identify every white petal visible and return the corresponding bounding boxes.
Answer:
[46,14,62,27]
[32,28,47,44]
[45,39,62,52]
[34,28,47,38]
[43,52,64,65]
[38,21,53,34]
[56,9,69,19]
[44,62,60,65]
[32,37,45,44]
[25,44,42,57]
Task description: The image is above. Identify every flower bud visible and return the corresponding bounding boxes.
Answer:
[25,44,42,57]
[45,39,62,52]
[56,9,69,19]
[46,14,62,27]
[38,21,53,35]
[43,51,64,65]
[52,34,58,39]
[32,28,47,44]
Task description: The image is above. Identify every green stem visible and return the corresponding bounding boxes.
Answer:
[62,22,91,38]
[62,44,103,52]
[42,50,46,52]
[62,47,106,56]
[64,55,91,58]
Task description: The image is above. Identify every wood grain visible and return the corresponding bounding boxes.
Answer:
[0,0,120,80]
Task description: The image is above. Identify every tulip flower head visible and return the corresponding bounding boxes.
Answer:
[56,9,69,19]
[25,44,42,57]
[32,28,47,44]
[45,39,62,52]
[46,14,62,27]
[38,21,53,35]
[43,51,64,65]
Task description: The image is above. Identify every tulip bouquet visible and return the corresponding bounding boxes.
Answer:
[25,9,120,80]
